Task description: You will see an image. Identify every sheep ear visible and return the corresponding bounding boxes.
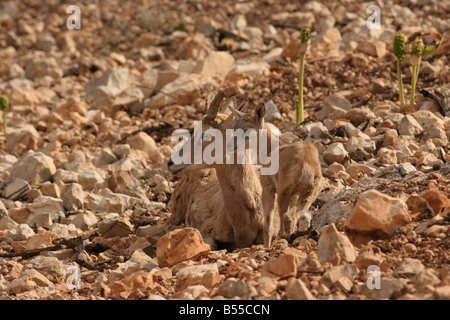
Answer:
[255,103,266,124]
[206,91,226,121]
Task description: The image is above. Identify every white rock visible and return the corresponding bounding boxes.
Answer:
[286,278,315,300]
[322,264,358,291]
[398,162,417,176]
[147,73,216,108]
[27,196,65,222]
[10,151,56,184]
[316,94,351,120]
[60,183,84,212]
[49,223,82,238]
[126,132,157,155]
[115,249,158,276]
[176,263,221,290]
[226,59,270,80]
[230,14,247,31]
[317,224,356,265]
[3,178,31,200]
[193,51,235,80]
[397,114,424,136]
[263,47,284,65]
[0,216,18,230]
[264,100,282,122]
[97,193,141,213]
[323,142,348,164]
[27,212,52,229]
[394,258,425,277]
[15,224,35,240]
[215,277,256,299]
[313,27,342,53]
[67,211,98,230]
[85,68,132,105]
[53,169,79,183]
[23,256,66,284]
[5,124,40,151]
[412,110,444,131]
[94,148,118,167]
[78,170,105,191]
[422,126,448,147]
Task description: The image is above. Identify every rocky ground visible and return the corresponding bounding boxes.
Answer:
[0,0,449,301]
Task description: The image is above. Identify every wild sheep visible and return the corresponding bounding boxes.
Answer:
[167,91,265,249]
[230,103,323,246]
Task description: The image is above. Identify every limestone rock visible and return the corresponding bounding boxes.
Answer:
[98,216,134,238]
[215,277,256,299]
[115,249,158,276]
[5,124,40,151]
[85,68,132,105]
[317,224,356,265]
[226,59,270,81]
[78,170,105,191]
[10,151,56,184]
[317,94,351,121]
[176,263,221,290]
[356,277,405,299]
[60,183,84,212]
[24,231,59,250]
[126,132,158,156]
[147,73,215,108]
[261,254,297,279]
[285,278,315,300]
[3,178,31,200]
[156,228,210,267]
[23,256,66,284]
[321,264,358,292]
[67,211,98,231]
[110,270,157,299]
[323,142,349,165]
[346,189,411,239]
[420,190,450,216]
[394,258,425,277]
[193,51,235,80]
[18,269,53,288]
[398,162,417,176]
[264,100,282,122]
[397,114,423,136]
[356,40,386,57]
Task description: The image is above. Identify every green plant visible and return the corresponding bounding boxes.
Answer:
[409,36,424,105]
[174,21,188,33]
[296,28,310,126]
[408,32,444,105]
[0,95,9,140]
[393,32,406,106]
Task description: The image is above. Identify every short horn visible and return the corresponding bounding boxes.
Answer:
[206,91,226,121]
[237,99,249,112]
[219,96,236,114]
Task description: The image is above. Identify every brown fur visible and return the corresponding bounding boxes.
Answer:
[167,92,264,249]
[231,104,323,246]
